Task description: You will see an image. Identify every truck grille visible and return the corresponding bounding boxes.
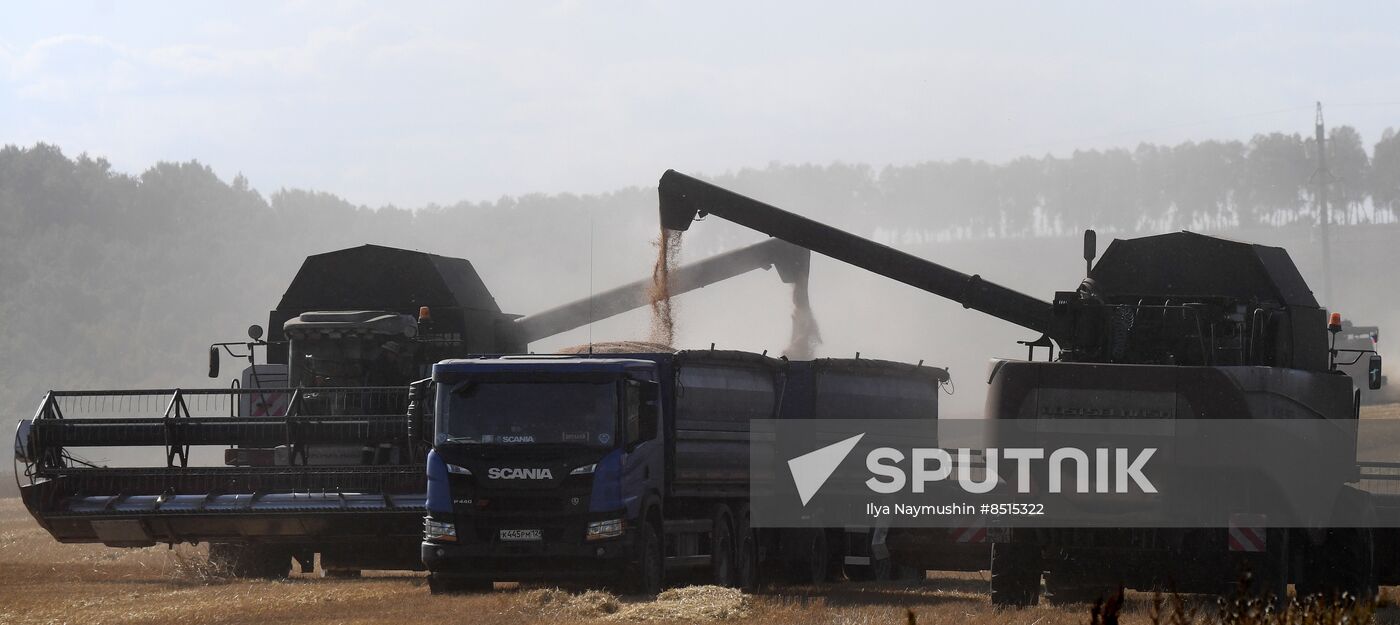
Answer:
[476,495,563,513]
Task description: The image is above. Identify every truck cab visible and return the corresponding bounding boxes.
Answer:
[421,356,664,592]
[419,350,949,594]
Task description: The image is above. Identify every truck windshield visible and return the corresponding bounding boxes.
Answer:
[442,381,618,446]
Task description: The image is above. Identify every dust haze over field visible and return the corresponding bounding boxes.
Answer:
[2,147,1400,475]
[5,2,1400,473]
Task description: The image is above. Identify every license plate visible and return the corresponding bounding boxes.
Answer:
[499,529,542,542]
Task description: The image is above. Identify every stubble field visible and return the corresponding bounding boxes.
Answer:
[0,498,1168,625]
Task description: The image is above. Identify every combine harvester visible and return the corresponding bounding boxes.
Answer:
[13,240,810,576]
[655,170,1388,604]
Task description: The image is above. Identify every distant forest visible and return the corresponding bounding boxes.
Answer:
[709,125,1400,237]
[1,126,1398,470]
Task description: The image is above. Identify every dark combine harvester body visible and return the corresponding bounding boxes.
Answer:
[14,239,809,576]
[657,169,1386,605]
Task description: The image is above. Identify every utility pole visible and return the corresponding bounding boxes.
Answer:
[1314,102,1333,308]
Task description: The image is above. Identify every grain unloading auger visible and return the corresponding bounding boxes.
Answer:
[658,169,1387,604]
[659,171,1055,340]
[14,238,808,576]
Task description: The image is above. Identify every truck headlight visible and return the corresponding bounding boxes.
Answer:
[445,463,472,476]
[586,518,624,541]
[424,517,457,542]
[570,463,597,475]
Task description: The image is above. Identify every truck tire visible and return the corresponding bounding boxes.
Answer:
[990,541,1041,607]
[893,564,924,581]
[868,557,890,580]
[710,507,736,587]
[809,529,831,584]
[627,518,665,596]
[735,506,759,592]
[427,573,492,594]
[1043,556,1108,605]
[843,532,892,582]
[785,528,831,584]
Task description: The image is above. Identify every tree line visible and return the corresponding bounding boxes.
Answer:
[708,125,1400,238]
[1,126,1397,443]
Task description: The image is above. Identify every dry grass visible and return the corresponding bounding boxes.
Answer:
[6,496,1400,625]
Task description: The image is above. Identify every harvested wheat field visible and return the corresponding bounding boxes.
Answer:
[1364,402,1400,420]
[0,499,1106,624]
[5,494,1400,625]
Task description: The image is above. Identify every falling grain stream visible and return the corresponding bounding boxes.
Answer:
[646,229,821,358]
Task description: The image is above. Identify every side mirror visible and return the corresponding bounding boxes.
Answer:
[407,379,434,448]
[208,346,220,378]
[1370,355,1384,391]
[1083,229,1097,276]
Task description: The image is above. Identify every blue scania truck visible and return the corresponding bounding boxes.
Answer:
[418,350,948,593]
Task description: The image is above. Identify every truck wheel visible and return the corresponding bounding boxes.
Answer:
[800,529,831,584]
[710,508,736,587]
[735,506,759,592]
[990,541,1041,607]
[628,519,665,596]
[427,574,492,594]
[843,533,892,582]
[893,564,924,581]
[869,556,894,581]
[1043,556,1108,605]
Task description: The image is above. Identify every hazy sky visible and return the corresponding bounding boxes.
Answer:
[3,1,1399,207]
